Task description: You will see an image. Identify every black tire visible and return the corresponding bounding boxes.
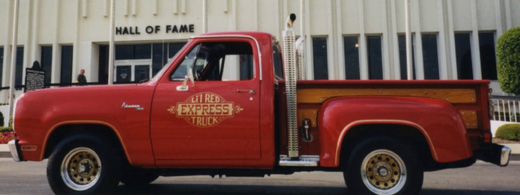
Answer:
[344,137,423,195]
[47,133,121,194]
[120,166,159,186]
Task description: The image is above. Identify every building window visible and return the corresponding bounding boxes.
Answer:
[367,36,383,79]
[398,35,416,80]
[60,46,73,84]
[116,44,151,60]
[455,33,473,79]
[0,47,3,87]
[152,43,166,77]
[152,42,186,76]
[135,44,152,59]
[135,65,150,83]
[41,46,53,84]
[15,47,24,87]
[344,36,360,79]
[273,45,284,79]
[169,43,185,58]
[479,32,497,80]
[313,37,328,80]
[98,45,109,84]
[422,34,439,79]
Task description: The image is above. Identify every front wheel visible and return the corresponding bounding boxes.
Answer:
[344,137,423,194]
[47,134,121,194]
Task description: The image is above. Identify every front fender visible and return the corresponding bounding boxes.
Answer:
[319,96,472,167]
[13,85,156,166]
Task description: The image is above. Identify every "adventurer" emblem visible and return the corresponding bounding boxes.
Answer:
[167,93,244,128]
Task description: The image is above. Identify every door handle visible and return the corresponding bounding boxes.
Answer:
[236,89,255,95]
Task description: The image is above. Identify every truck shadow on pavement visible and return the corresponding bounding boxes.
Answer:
[114,184,519,195]
[115,184,348,194]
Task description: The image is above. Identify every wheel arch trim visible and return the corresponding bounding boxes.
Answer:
[334,119,438,166]
[41,120,133,164]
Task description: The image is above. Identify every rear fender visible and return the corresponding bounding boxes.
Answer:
[318,96,472,167]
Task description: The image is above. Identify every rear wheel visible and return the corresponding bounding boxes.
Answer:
[47,134,121,194]
[344,137,423,194]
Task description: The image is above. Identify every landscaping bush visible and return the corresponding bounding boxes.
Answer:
[495,123,520,141]
[0,125,14,144]
[0,126,13,132]
[497,26,520,95]
[0,112,4,127]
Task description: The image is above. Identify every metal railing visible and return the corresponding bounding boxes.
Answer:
[491,95,520,122]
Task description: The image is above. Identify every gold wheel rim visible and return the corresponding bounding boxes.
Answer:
[361,149,407,194]
[60,147,102,191]
[365,153,401,189]
[68,151,100,185]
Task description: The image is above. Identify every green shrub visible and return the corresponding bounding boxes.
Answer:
[0,111,4,126]
[497,26,520,95]
[495,124,520,141]
[0,126,13,132]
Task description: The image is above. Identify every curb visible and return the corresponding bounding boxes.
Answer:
[0,151,11,158]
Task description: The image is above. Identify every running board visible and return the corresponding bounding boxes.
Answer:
[279,155,319,167]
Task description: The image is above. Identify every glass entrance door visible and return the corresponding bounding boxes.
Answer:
[114,59,152,83]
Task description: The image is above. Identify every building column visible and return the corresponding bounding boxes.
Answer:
[470,0,482,79]
[327,0,338,80]
[412,0,424,80]
[446,0,458,79]
[389,0,400,80]
[303,0,313,80]
[51,0,61,84]
[358,0,368,80]
[381,0,391,80]
[437,0,449,80]
[335,0,345,80]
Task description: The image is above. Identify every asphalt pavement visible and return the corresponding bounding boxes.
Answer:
[1,159,520,194]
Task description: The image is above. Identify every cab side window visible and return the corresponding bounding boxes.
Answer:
[170,42,254,81]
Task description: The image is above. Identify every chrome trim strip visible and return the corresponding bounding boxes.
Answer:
[501,146,511,167]
[8,140,21,162]
[279,155,319,167]
[190,34,263,81]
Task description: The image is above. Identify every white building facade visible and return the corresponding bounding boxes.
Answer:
[1,0,520,103]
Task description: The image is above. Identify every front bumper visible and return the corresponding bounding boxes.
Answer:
[8,139,23,162]
[476,143,511,167]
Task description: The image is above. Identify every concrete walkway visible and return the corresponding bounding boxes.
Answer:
[1,143,519,160]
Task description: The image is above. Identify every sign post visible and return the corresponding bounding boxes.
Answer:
[24,61,45,92]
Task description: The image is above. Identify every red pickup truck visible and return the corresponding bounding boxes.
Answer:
[9,20,511,194]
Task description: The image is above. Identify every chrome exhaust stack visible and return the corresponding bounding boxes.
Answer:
[283,13,299,158]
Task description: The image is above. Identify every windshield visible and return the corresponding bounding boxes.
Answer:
[150,41,190,82]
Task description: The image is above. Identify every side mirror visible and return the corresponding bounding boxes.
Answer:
[176,70,195,92]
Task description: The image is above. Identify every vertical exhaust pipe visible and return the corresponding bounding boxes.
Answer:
[283,14,299,158]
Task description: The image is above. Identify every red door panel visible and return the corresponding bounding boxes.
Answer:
[151,40,261,162]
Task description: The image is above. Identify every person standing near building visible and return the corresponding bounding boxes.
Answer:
[77,69,87,85]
